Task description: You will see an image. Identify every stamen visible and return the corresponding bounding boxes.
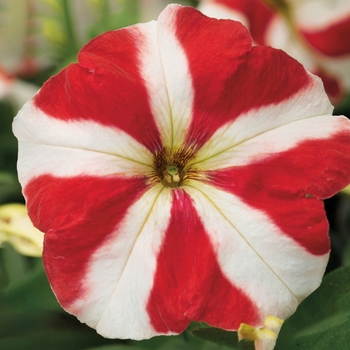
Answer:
[163,165,181,187]
[151,146,198,188]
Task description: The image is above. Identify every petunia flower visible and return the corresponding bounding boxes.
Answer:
[12,4,350,343]
[198,0,350,103]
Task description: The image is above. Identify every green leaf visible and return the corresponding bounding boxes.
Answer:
[0,254,60,311]
[88,0,140,40]
[189,326,238,349]
[238,341,255,350]
[276,265,350,349]
[1,243,28,287]
[129,336,172,349]
[0,256,127,350]
[0,172,21,203]
[0,310,124,350]
[156,336,233,350]
[87,345,144,350]
[157,338,194,350]
[342,237,350,266]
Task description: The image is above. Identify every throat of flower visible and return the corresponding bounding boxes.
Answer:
[162,165,181,188]
[151,146,198,189]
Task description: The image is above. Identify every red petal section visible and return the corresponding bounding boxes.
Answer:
[206,133,350,256]
[214,0,275,45]
[24,175,148,308]
[300,16,350,57]
[34,29,161,152]
[213,0,252,15]
[174,8,310,147]
[147,189,259,333]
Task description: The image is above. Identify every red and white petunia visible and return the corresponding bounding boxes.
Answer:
[13,4,350,342]
[199,0,350,103]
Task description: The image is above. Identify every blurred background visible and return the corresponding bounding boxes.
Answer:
[0,1,349,349]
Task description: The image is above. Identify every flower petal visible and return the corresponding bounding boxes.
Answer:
[291,0,350,30]
[173,6,253,148]
[192,72,333,169]
[195,115,348,172]
[291,0,350,89]
[137,8,194,152]
[24,175,155,336]
[146,189,260,333]
[199,0,275,45]
[33,23,163,152]
[179,41,314,148]
[68,184,173,340]
[299,17,350,57]
[202,126,350,256]
[292,0,350,56]
[13,101,153,187]
[185,181,328,323]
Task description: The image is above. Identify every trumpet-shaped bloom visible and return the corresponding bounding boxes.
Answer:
[199,0,350,103]
[13,4,350,341]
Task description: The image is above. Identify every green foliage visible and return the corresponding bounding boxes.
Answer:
[188,325,238,349]
[275,265,350,349]
[88,0,140,39]
[0,244,127,350]
[0,101,22,204]
[87,346,145,350]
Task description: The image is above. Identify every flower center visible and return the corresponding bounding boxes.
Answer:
[151,147,197,188]
[163,165,181,187]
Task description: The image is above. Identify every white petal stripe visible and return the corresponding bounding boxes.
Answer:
[193,114,348,170]
[294,0,350,30]
[70,184,174,340]
[192,76,335,169]
[137,7,194,153]
[17,142,151,187]
[13,100,154,186]
[185,181,328,321]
